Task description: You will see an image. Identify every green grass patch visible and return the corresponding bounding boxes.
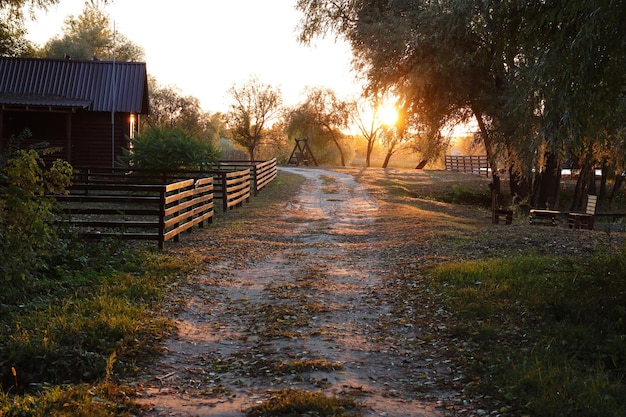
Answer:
[0,240,193,414]
[429,249,626,416]
[245,388,360,417]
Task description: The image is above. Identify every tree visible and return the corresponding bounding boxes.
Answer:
[350,97,385,168]
[288,87,352,166]
[142,77,225,146]
[296,0,626,209]
[41,3,144,61]
[0,9,36,56]
[0,0,61,19]
[509,1,626,209]
[116,126,219,171]
[0,146,72,280]
[1,0,61,57]
[297,0,505,178]
[226,76,282,161]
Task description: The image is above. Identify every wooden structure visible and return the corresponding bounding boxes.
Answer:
[288,138,318,166]
[445,155,489,177]
[130,168,252,213]
[216,158,278,195]
[568,195,597,230]
[0,57,149,167]
[54,165,266,248]
[529,209,562,226]
[56,169,214,249]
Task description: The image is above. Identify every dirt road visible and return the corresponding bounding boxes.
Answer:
[133,167,468,416]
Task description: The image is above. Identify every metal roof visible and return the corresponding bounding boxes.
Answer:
[0,57,149,114]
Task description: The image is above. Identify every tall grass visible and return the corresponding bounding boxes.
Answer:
[430,248,626,416]
[0,240,191,415]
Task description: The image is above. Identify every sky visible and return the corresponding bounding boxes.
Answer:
[24,0,363,113]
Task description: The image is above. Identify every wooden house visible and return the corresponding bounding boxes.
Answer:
[0,57,149,167]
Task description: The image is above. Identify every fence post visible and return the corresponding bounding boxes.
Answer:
[158,185,166,249]
[221,171,228,212]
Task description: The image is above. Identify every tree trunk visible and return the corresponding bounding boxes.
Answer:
[382,151,392,168]
[571,161,595,211]
[365,139,374,168]
[610,174,624,202]
[415,160,427,169]
[509,165,530,205]
[331,136,345,167]
[534,152,561,209]
[472,107,500,195]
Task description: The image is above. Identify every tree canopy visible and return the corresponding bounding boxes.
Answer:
[143,76,226,146]
[287,87,352,166]
[226,76,283,161]
[296,0,626,209]
[41,4,143,61]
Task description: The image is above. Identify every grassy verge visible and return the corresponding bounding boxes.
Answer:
[428,251,626,416]
[0,240,193,416]
[245,388,360,417]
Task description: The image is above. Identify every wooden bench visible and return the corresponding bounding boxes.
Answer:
[529,209,561,226]
[568,195,597,230]
[493,209,513,224]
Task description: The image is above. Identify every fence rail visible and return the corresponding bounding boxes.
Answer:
[216,158,278,195]
[56,173,214,249]
[445,155,490,177]
[53,163,278,248]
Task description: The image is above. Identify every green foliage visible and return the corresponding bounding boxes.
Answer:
[41,4,144,61]
[0,382,144,416]
[0,239,190,413]
[0,9,36,57]
[444,185,491,207]
[117,126,220,170]
[296,0,626,202]
[430,249,626,416]
[0,149,72,280]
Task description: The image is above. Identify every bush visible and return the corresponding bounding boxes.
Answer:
[118,126,220,170]
[0,149,72,280]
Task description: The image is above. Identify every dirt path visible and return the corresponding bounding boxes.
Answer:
[133,167,464,416]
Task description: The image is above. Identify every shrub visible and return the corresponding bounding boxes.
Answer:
[118,126,220,170]
[0,149,72,281]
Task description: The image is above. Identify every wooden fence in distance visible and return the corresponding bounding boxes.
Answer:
[445,155,490,177]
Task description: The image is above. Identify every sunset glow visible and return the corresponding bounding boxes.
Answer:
[377,102,399,126]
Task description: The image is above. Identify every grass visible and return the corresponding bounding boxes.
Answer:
[428,251,626,416]
[0,240,193,415]
[245,388,360,417]
[0,169,308,415]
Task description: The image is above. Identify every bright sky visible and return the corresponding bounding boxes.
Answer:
[24,0,363,113]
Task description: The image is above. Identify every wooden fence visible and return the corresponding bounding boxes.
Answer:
[216,158,278,195]
[445,155,490,177]
[154,168,251,212]
[52,161,281,247]
[55,172,214,249]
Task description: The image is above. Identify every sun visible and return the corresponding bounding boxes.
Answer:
[377,102,398,126]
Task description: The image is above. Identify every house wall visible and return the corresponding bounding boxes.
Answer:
[1,109,131,168]
[1,110,67,155]
[72,112,130,167]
